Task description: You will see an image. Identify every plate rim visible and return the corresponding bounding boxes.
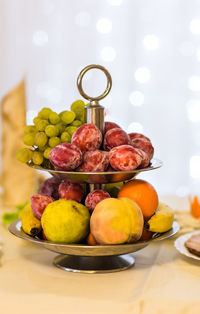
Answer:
[28,157,163,175]
[9,219,148,249]
[174,231,200,261]
[9,219,179,250]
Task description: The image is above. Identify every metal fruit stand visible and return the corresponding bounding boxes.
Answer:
[9,65,179,273]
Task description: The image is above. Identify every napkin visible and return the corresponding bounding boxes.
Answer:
[0,80,38,207]
[174,210,200,234]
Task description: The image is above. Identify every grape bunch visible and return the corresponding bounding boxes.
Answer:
[17,100,87,167]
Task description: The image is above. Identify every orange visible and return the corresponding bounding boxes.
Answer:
[118,179,159,219]
[86,233,97,246]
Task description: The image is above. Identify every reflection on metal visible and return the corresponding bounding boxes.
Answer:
[9,220,179,273]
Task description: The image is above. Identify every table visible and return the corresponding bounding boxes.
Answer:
[0,196,200,314]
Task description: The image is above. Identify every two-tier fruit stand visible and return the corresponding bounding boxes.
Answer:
[9,65,179,273]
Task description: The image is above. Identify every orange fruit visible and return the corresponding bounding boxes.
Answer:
[118,179,159,219]
[86,233,97,246]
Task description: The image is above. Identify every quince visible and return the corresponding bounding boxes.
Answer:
[41,199,90,243]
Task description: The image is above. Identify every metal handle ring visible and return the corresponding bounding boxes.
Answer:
[77,64,112,102]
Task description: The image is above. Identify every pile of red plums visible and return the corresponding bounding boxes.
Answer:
[31,177,111,219]
[49,121,154,172]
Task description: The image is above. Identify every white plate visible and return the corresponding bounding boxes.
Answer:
[174,231,200,261]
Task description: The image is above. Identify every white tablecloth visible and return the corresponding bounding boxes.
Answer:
[0,196,200,314]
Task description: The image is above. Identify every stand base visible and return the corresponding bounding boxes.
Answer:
[53,254,135,273]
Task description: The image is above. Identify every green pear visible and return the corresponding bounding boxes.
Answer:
[41,199,90,243]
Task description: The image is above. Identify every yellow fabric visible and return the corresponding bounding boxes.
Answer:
[0,80,37,206]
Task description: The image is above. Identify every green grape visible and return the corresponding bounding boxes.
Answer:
[56,122,66,134]
[32,151,44,165]
[24,125,36,134]
[61,111,76,124]
[17,148,33,163]
[23,134,35,146]
[34,132,48,147]
[61,132,71,143]
[45,125,59,137]
[81,110,87,123]
[38,145,48,152]
[59,111,65,119]
[65,126,78,136]
[38,107,52,119]
[36,119,49,131]
[43,147,52,159]
[49,112,60,124]
[72,108,86,123]
[49,136,61,148]
[71,120,82,127]
[70,99,85,111]
[33,117,42,125]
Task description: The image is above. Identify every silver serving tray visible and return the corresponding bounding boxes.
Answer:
[9,220,179,257]
[28,158,162,184]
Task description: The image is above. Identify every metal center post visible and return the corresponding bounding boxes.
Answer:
[77,64,112,192]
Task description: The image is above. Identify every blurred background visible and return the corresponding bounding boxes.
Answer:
[0,0,200,196]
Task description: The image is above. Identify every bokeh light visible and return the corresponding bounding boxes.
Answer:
[134,67,150,83]
[129,91,144,106]
[96,18,112,34]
